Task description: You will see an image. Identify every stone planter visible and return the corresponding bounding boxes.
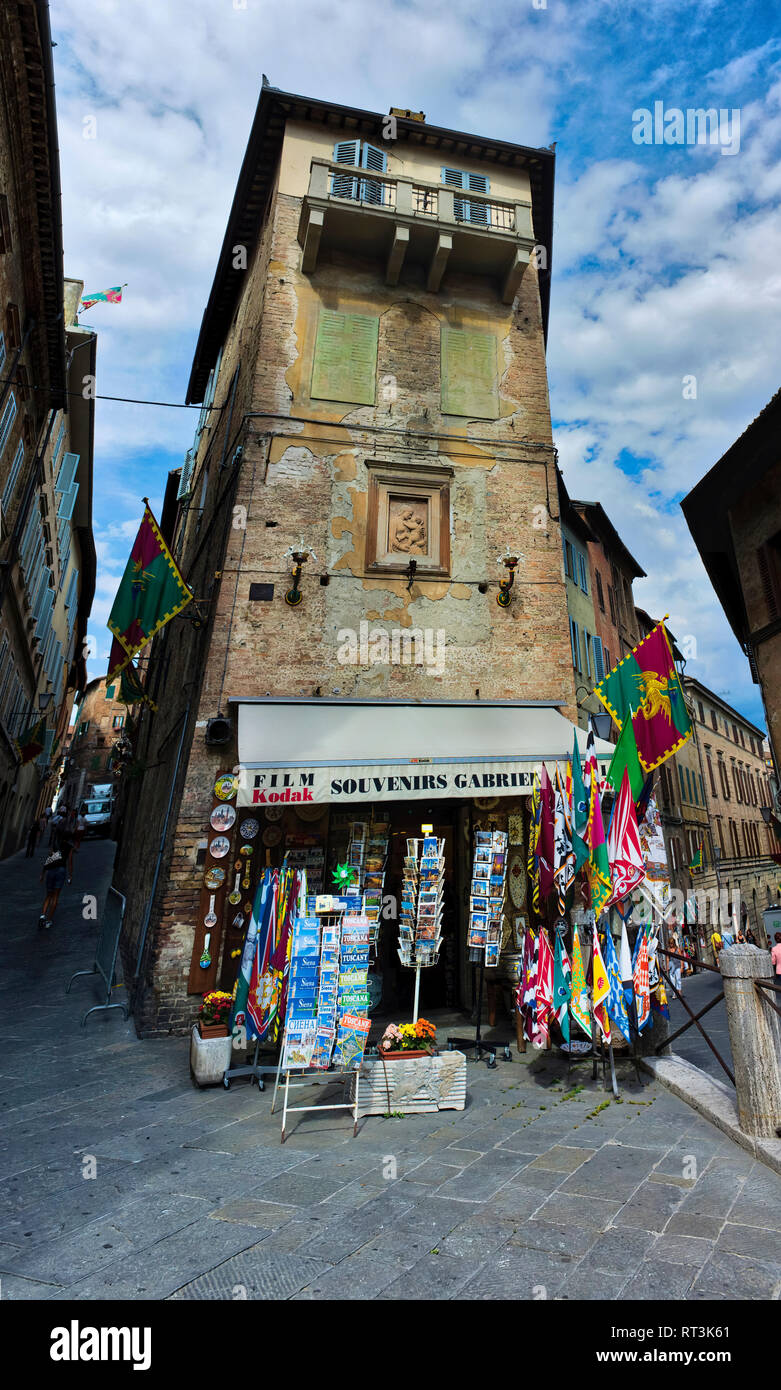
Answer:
[350,1050,467,1116]
[190,1024,232,1087]
[379,1049,433,1060]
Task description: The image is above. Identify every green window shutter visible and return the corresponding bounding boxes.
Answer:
[578,552,588,593]
[311,311,378,406]
[177,448,196,500]
[442,168,490,225]
[440,325,498,418]
[332,140,362,200]
[57,479,79,521]
[56,451,79,493]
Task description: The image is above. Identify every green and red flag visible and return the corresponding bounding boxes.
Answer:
[119,658,156,711]
[585,777,612,918]
[107,502,191,671]
[15,715,46,765]
[689,840,703,873]
[595,617,691,773]
[606,708,645,802]
[570,731,590,872]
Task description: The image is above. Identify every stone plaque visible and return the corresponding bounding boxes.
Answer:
[441,325,498,418]
[311,311,378,405]
[388,495,429,556]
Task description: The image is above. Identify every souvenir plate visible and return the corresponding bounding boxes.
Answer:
[239,817,259,840]
[264,806,283,822]
[294,803,327,823]
[262,825,283,847]
[208,834,231,860]
[214,773,238,802]
[210,803,236,832]
[203,866,226,890]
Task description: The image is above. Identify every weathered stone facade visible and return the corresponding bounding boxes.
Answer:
[113,94,576,1035]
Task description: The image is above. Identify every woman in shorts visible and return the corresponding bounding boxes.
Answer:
[38,832,75,930]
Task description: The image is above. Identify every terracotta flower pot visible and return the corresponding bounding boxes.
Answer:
[198,1021,229,1039]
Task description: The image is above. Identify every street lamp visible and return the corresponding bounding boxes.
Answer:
[38,691,53,712]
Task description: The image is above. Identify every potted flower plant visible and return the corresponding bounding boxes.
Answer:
[378,1018,437,1058]
[197,990,232,1038]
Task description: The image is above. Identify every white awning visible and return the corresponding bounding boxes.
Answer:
[231,699,614,807]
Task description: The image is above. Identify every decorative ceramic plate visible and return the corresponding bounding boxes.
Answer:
[208,835,231,860]
[263,806,283,822]
[203,866,226,890]
[214,773,238,802]
[210,803,236,832]
[262,825,283,847]
[474,796,500,811]
[239,817,259,840]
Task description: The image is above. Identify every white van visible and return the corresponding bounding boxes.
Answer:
[79,797,113,837]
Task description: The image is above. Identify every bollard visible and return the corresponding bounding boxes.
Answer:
[720,944,781,1137]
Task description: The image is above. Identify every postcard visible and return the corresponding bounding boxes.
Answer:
[474,847,492,864]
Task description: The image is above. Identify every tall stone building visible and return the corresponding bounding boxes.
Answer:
[557,470,600,732]
[60,675,127,810]
[0,2,95,856]
[684,675,780,941]
[112,87,615,1035]
[682,390,781,791]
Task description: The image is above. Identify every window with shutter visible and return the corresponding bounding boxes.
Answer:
[442,167,491,225]
[570,618,580,672]
[360,142,388,204]
[56,451,79,493]
[311,311,378,406]
[604,646,611,672]
[2,439,24,513]
[578,552,588,593]
[595,570,605,611]
[584,631,592,679]
[757,533,781,622]
[0,331,5,373]
[0,195,10,254]
[332,139,363,200]
[607,585,616,623]
[440,326,498,418]
[57,479,79,521]
[0,394,17,456]
[177,449,196,500]
[564,539,574,580]
[593,636,605,682]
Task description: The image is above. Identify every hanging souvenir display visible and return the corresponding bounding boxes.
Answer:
[468,829,508,967]
[210,803,236,832]
[398,835,445,968]
[280,895,370,1072]
[208,835,231,860]
[239,817,259,840]
[214,773,238,802]
[203,866,225,891]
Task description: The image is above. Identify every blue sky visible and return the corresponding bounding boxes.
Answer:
[50,0,781,730]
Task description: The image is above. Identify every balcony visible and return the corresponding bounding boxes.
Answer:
[298,159,536,303]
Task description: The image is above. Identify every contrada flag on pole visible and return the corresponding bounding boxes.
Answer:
[594,617,692,773]
[553,934,572,1045]
[15,715,46,765]
[604,924,631,1043]
[606,768,647,907]
[527,774,542,916]
[585,778,612,918]
[553,766,575,914]
[570,926,592,1038]
[606,709,645,803]
[538,763,556,899]
[570,731,590,872]
[107,502,192,668]
[79,285,124,313]
[633,928,651,1031]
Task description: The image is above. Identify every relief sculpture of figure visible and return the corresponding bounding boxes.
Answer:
[391,506,427,554]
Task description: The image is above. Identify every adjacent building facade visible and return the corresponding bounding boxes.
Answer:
[109,87,620,1035]
[59,675,126,810]
[0,2,95,857]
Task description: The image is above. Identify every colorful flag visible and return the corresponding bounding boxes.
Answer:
[79,285,124,313]
[618,909,634,1014]
[604,924,631,1043]
[538,764,556,899]
[570,926,592,1038]
[633,928,651,1031]
[108,503,192,667]
[570,731,590,872]
[688,840,703,872]
[585,778,612,918]
[118,658,156,710]
[595,617,692,773]
[606,710,645,803]
[522,928,538,1042]
[592,925,612,1042]
[606,768,647,907]
[527,775,541,916]
[231,869,276,1042]
[553,934,572,1045]
[553,766,575,914]
[15,715,46,765]
[535,929,555,1048]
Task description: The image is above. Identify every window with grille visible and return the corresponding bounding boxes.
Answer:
[442,167,491,225]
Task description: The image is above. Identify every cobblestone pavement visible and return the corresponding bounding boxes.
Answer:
[1,841,781,1301]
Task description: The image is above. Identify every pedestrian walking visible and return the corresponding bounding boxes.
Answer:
[49,808,65,846]
[746,926,757,945]
[25,816,40,857]
[38,822,76,930]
